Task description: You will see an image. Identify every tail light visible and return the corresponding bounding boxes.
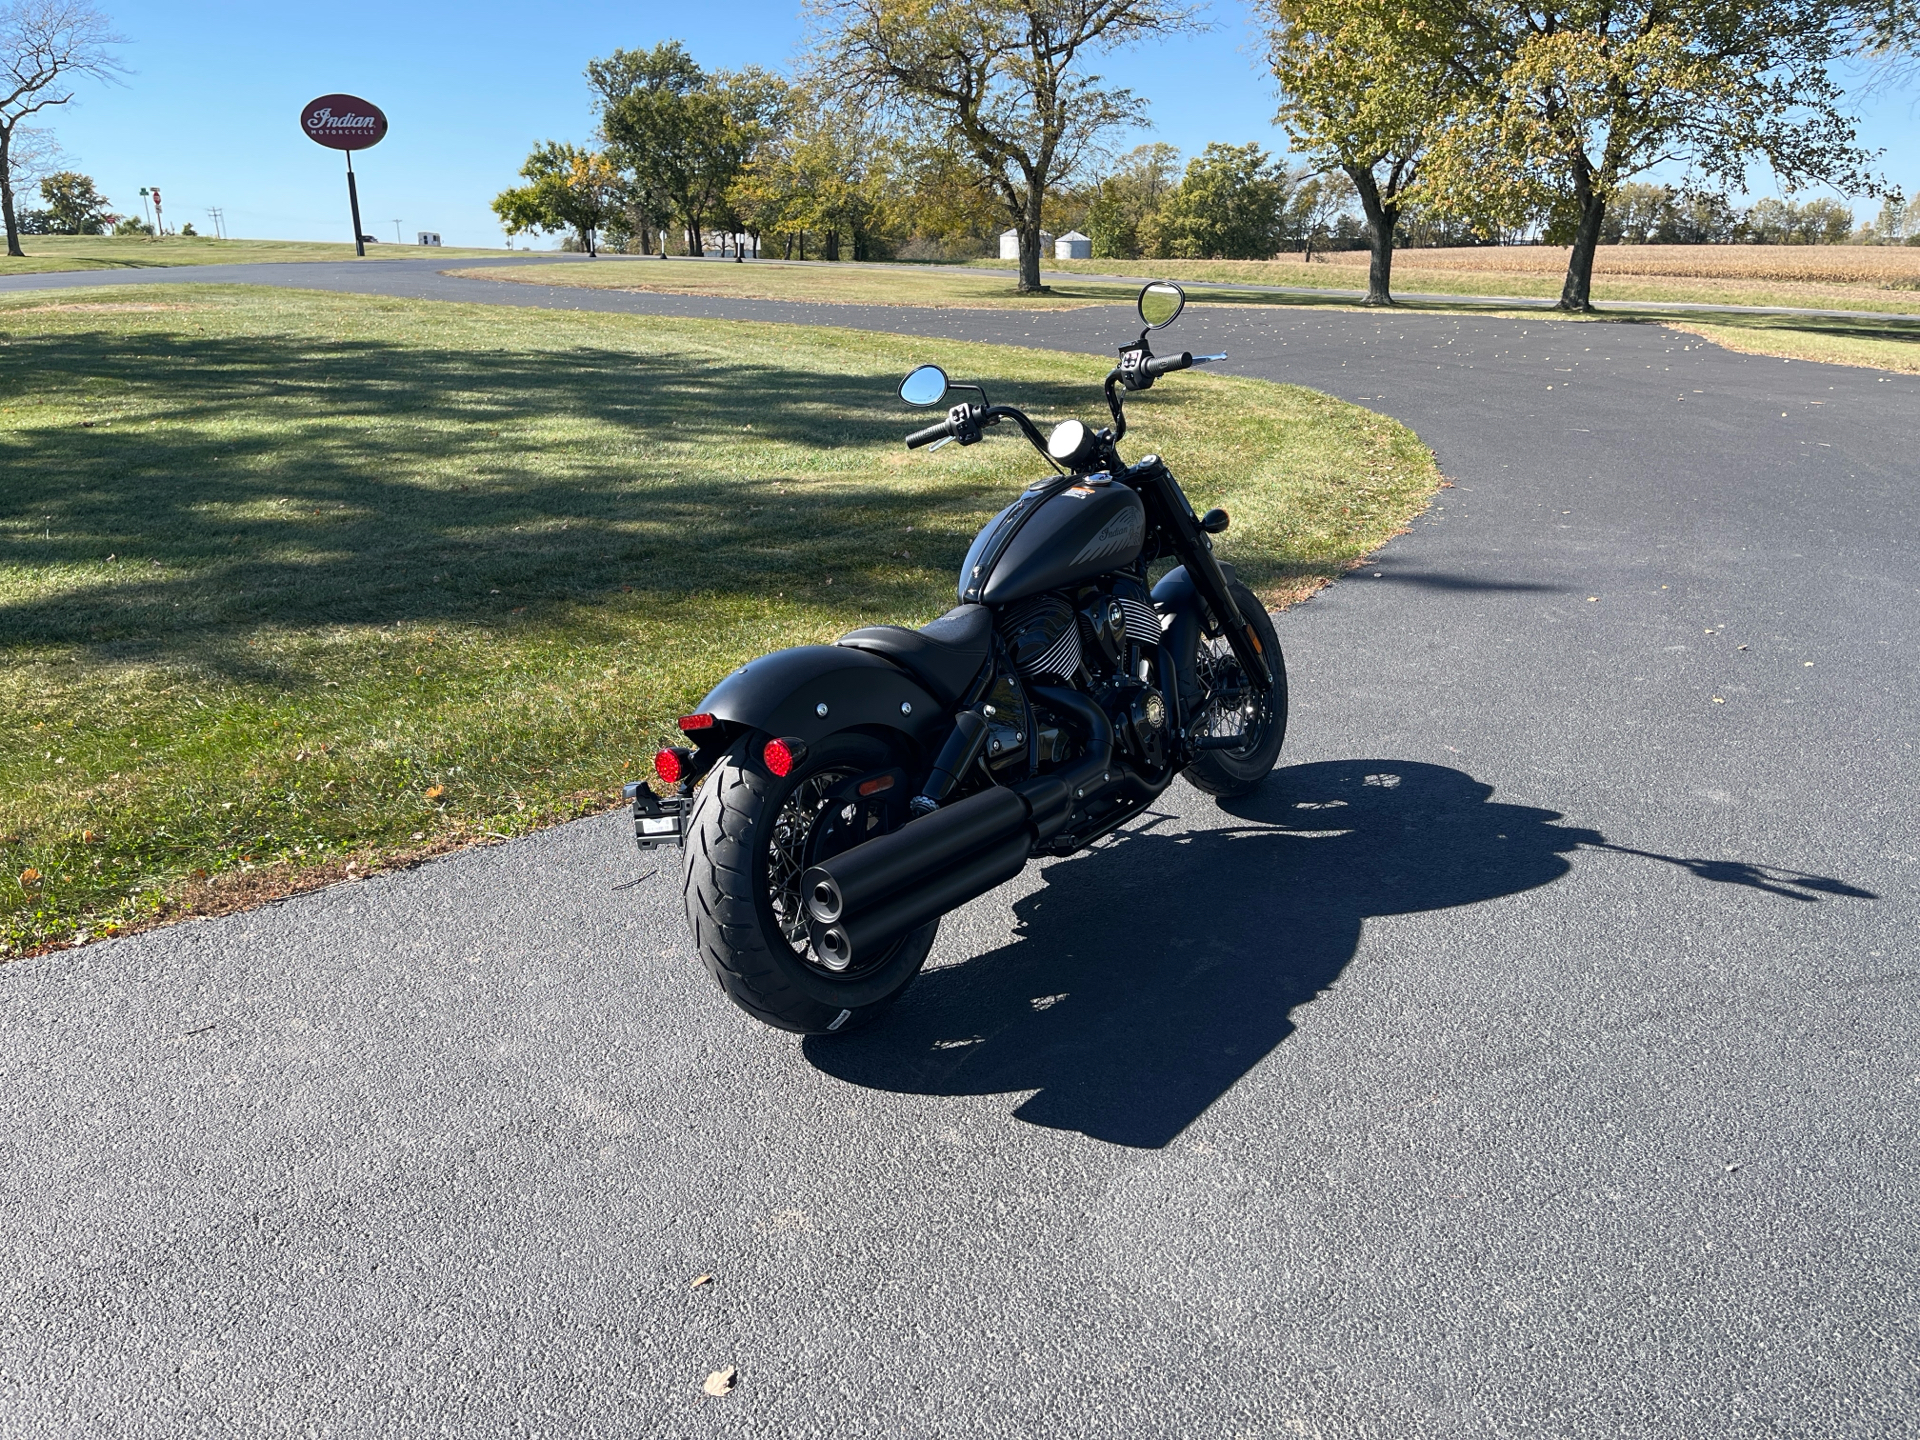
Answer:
[678,713,716,732]
[763,737,807,778]
[654,747,692,784]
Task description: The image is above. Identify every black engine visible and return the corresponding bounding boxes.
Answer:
[995,575,1170,776]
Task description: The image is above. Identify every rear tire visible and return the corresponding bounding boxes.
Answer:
[1184,581,1288,799]
[680,730,937,1035]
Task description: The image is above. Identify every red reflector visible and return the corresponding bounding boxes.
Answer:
[763,738,797,778]
[653,748,684,785]
[857,774,895,797]
[678,713,716,732]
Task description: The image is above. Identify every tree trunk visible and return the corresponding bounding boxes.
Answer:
[1344,163,1399,306]
[1560,188,1606,311]
[825,229,840,262]
[1017,188,1047,293]
[0,129,22,259]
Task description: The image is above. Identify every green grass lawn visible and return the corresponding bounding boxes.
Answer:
[447,257,1141,308]
[0,234,519,274]
[1649,311,1920,373]
[462,258,1920,373]
[0,284,1439,955]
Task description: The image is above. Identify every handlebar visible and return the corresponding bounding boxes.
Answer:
[904,403,1052,456]
[1143,351,1193,377]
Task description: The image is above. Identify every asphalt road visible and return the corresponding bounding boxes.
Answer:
[2,260,1916,1438]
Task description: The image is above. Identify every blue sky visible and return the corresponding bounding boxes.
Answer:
[35,0,1920,248]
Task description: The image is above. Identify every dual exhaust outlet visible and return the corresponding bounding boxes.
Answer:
[802,779,1071,972]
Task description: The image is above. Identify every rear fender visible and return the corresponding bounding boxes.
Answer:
[696,644,947,752]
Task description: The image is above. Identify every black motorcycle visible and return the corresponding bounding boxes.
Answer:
[628,282,1287,1034]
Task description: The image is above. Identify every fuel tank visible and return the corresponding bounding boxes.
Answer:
[957,474,1146,606]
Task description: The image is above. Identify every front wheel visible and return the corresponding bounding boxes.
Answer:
[680,730,937,1035]
[1183,580,1289,798]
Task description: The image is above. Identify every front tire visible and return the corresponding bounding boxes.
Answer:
[1184,581,1289,798]
[680,730,937,1035]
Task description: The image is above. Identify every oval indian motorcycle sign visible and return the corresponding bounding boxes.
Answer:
[300,94,388,151]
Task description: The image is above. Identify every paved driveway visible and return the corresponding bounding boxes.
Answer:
[2,261,1916,1437]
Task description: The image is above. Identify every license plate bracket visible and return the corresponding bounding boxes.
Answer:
[626,780,687,851]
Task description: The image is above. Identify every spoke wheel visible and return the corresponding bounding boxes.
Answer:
[1184,580,1289,798]
[766,766,860,956]
[679,731,940,1035]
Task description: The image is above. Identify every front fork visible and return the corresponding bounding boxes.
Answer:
[1132,458,1273,692]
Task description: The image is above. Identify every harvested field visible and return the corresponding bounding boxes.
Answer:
[1304,244,1920,287]
[976,249,1920,314]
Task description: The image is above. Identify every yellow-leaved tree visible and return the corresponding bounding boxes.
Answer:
[1424,0,1884,309]
[1258,0,1471,304]
[808,0,1205,293]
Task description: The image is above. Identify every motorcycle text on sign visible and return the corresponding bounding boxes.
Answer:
[301,95,388,151]
[300,94,387,257]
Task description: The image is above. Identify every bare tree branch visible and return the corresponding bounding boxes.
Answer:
[1,0,126,255]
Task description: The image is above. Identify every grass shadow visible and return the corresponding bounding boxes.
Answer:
[0,326,1104,678]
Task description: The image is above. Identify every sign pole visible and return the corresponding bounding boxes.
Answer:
[346,152,365,257]
[303,93,387,256]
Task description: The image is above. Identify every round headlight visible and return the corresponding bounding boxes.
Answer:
[1047,418,1092,463]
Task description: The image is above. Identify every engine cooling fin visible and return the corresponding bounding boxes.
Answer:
[1116,594,1162,648]
[997,593,1082,681]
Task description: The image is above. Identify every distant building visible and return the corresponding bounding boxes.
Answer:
[1000,228,1054,260]
[1055,230,1091,260]
[417,231,442,247]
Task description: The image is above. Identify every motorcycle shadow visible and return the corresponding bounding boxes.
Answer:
[802,759,1602,1149]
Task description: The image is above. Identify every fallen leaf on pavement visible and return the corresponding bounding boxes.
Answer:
[691,1273,713,1289]
[704,1366,737,1396]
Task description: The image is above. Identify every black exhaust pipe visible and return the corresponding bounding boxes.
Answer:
[804,785,1029,926]
[809,830,1032,973]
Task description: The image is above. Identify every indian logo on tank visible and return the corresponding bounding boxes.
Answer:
[1071,506,1145,567]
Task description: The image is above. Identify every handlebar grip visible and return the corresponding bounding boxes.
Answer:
[905,418,953,450]
[1143,351,1193,377]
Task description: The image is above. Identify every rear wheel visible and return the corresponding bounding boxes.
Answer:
[1184,581,1288,798]
[680,730,937,1035]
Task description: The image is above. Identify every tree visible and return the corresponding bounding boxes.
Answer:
[1148,142,1293,260]
[1085,141,1179,258]
[1261,0,1466,303]
[1744,194,1854,244]
[1422,0,1883,310]
[1,0,124,257]
[734,93,898,260]
[36,165,104,230]
[492,142,619,255]
[593,42,787,257]
[1288,167,1357,258]
[810,0,1205,293]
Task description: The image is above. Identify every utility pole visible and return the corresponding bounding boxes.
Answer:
[207,207,226,240]
[391,219,402,243]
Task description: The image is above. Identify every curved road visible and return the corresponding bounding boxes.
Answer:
[3,259,1916,1438]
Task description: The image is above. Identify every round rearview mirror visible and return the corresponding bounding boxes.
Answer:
[1138,281,1185,330]
[899,364,950,407]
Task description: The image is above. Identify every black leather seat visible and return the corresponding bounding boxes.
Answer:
[838,604,993,706]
